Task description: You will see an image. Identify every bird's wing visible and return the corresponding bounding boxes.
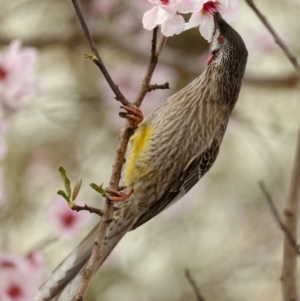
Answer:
[131,128,223,230]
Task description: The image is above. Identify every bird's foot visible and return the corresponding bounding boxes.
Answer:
[119,106,144,127]
[116,185,126,191]
[107,187,134,203]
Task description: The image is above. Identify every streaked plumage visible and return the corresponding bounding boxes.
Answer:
[36,13,248,301]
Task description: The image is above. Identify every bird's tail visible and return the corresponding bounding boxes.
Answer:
[35,222,131,301]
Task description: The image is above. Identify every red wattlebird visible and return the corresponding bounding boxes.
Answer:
[36,12,248,301]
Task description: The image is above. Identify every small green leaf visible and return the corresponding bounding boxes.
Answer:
[90,183,107,197]
[84,53,97,61]
[58,166,71,199]
[57,190,70,203]
[72,176,82,201]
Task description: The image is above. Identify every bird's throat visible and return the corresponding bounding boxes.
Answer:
[206,53,214,65]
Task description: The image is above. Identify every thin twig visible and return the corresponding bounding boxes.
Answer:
[73,12,167,301]
[245,0,300,78]
[185,270,205,301]
[135,30,167,107]
[151,26,159,58]
[71,0,130,106]
[71,204,104,216]
[259,182,300,256]
[281,129,300,301]
[147,82,170,92]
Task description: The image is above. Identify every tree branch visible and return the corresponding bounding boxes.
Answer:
[245,0,300,78]
[185,269,205,301]
[71,204,104,216]
[147,82,170,92]
[134,28,167,107]
[71,0,130,106]
[71,4,167,299]
[259,182,300,256]
[281,129,300,301]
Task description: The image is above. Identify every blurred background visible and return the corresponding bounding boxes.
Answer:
[0,0,299,300]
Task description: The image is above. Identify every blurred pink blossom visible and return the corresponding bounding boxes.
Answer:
[0,39,38,110]
[186,0,240,41]
[91,0,115,17]
[244,28,277,54]
[0,252,43,301]
[47,196,92,240]
[26,150,53,188]
[99,63,178,130]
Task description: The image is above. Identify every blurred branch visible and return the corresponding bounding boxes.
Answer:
[135,27,167,107]
[185,270,205,301]
[281,129,300,301]
[0,29,298,88]
[259,182,300,256]
[245,0,300,78]
[71,204,103,216]
[147,82,170,92]
[71,3,167,298]
[244,74,299,88]
[71,0,130,106]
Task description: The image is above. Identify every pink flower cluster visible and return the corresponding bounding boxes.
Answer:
[143,0,240,41]
[47,196,92,240]
[0,40,38,206]
[0,40,38,111]
[0,252,43,301]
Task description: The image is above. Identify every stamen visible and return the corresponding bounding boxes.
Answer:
[202,1,219,15]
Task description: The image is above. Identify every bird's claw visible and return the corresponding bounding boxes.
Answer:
[107,187,134,203]
[119,106,144,127]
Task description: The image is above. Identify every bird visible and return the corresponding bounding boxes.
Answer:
[36,12,248,301]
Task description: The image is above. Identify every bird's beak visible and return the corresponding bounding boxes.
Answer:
[213,12,222,31]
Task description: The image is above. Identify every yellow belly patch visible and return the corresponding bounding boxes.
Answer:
[124,122,154,186]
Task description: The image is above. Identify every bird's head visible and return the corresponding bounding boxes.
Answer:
[207,12,248,70]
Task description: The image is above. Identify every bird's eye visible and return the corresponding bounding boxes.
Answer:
[217,35,225,44]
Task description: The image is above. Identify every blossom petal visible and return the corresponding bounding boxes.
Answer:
[185,5,204,30]
[161,14,185,36]
[199,14,215,42]
[155,6,173,24]
[142,7,159,30]
[178,0,199,13]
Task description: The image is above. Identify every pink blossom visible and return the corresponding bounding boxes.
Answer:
[91,0,115,17]
[143,0,194,36]
[47,196,92,240]
[245,28,277,54]
[0,40,38,110]
[26,150,53,188]
[0,252,44,301]
[160,14,186,36]
[25,251,44,281]
[186,0,240,41]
